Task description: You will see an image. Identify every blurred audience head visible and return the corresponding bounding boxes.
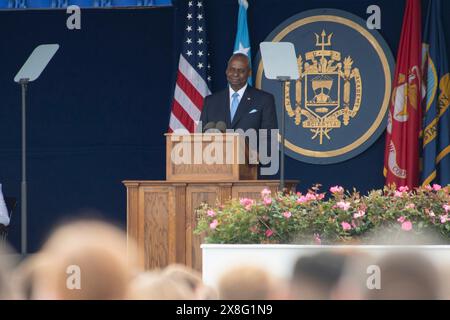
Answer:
[218,265,275,300]
[7,217,450,301]
[0,244,18,300]
[127,271,193,300]
[13,253,54,300]
[163,264,217,299]
[22,219,137,300]
[291,251,347,300]
[366,251,440,300]
[331,250,375,300]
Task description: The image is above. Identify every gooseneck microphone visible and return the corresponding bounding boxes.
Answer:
[202,121,216,132]
[215,121,227,133]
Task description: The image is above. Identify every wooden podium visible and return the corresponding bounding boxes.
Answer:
[166,133,258,181]
[124,133,298,271]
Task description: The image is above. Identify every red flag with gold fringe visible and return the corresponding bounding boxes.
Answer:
[384,0,422,188]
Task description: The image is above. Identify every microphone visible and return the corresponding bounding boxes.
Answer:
[203,121,216,133]
[215,121,227,133]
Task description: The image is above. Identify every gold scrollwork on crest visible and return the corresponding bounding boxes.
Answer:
[284,30,363,144]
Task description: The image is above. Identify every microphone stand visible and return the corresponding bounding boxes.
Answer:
[20,78,29,255]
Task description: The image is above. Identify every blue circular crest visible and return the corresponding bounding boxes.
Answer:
[255,9,395,164]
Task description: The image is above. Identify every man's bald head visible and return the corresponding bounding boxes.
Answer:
[228,53,250,68]
[226,53,251,91]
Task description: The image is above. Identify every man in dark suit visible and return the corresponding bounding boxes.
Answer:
[199,53,278,131]
[199,53,279,177]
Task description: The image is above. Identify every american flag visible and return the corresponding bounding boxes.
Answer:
[168,0,212,133]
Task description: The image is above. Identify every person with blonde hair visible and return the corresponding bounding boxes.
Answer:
[21,219,138,300]
[162,264,217,299]
[217,265,277,300]
[127,271,193,300]
[0,244,18,300]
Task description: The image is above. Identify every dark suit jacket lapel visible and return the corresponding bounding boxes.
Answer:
[231,86,252,128]
[224,90,232,128]
[217,89,232,129]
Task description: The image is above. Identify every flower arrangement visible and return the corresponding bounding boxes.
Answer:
[194,184,450,245]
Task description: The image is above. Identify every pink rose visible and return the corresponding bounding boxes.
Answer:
[209,219,218,230]
[440,215,448,224]
[397,216,406,223]
[261,188,271,198]
[394,191,404,197]
[398,186,409,192]
[336,201,351,211]
[296,196,308,204]
[207,209,216,217]
[433,184,442,191]
[296,192,302,197]
[265,229,273,237]
[424,185,433,191]
[283,211,292,219]
[313,233,321,245]
[305,193,317,201]
[316,193,325,200]
[341,222,352,231]
[263,197,272,206]
[443,204,450,213]
[401,221,413,231]
[351,220,357,229]
[405,203,415,210]
[240,198,254,211]
[330,186,344,194]
[353,210,366,219]
[239,198,253,206]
